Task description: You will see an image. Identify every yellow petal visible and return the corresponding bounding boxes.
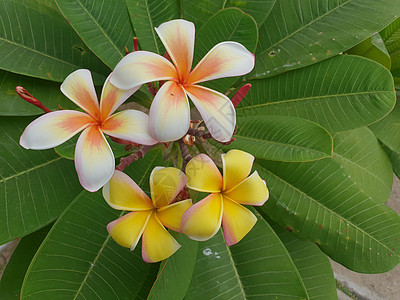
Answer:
[157,199,192,232]
[224,171,269,206]
[222,149,254,191]
[155,19,195,81]
[107,211,152,250]
[222,197,257,246]
[102,170,154,211]
[181,193,223,241]
[185,154,222,193]
[141,213,181,263]
[150,167,187,208]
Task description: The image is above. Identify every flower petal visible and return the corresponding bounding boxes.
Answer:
[107,211,152,250]
[224,171,269,206]
[188,41,255,84]
[142,213,181,263]
[222,149,254,191]
[185,84,235,143]
[102,110,158,145]
[157,199,192,232]
[181,193,223,241]
[19,110,94,150]
[102,170,154,211]
[150,167,187,208]
[155,19,195,81]
[75,126,115,192]
[110,51,178,90]
[222,197,257,246]
[185,153,223,193]
[60,69,101,120]
[99,74,140,120]
[148,81,190,142]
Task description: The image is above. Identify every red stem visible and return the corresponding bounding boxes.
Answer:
[16,86,51,113]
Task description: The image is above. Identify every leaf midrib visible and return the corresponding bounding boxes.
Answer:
[256,162,400,259]
[236,90,392,111]
[257,0,352,56]
[0,156,63,183]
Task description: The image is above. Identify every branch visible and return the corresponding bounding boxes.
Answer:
[178,139,192,172]
[116,145,153,171]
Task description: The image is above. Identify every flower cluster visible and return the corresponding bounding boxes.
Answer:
[19,19,268,262]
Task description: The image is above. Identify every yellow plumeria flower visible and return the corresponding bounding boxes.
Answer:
[103,168,192,263]
[181,150,269,246]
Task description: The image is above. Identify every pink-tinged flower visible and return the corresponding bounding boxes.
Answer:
[181,150,268,246]
[110,19,255,143]
[104,168,192,263]
[19,69,157,192]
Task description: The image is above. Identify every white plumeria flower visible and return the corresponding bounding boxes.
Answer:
[110,19,255,143]
[20,69,157,192]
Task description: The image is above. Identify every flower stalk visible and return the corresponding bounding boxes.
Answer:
[16,86,52,113]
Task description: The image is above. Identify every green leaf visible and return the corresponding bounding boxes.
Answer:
[0,0,109,83]
[0,116,82,244]
[0,224,52,299]
[369,101,400,153]
[147,235,198,300]
[381,17,400,54]
[21,149,168,299]
[55,134,131,160]
[346,33,391,69]
[185,210,309,299]
[0,70,77,116]
[225,0,276,28]
[181,0,275,28]
[253,0,400,79]
[215,115,333,162]
[126,0,179,54]
[382,145,400,180]
[256,157,400,273]
[332,127,393,203]
[237,55,395,132]
[269,219,337,300]
[194,8,258,93]
[55,0,134,69]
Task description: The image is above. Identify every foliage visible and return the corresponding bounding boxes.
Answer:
[1,0,400,299]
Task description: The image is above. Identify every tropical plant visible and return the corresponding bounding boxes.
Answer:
[1,0,400,299]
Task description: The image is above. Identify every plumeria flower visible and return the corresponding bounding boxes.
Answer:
[104,168,192,263]
[181,150,269,246]
[20,69,157,192]
[110,19,255,143]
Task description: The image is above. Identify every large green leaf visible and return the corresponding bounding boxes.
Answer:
[21,149,168,299]
[382,145,400,180]
[332,127,393,203]
[237,55,395,132]
[185,210,309,299]
[256,156,400,273]
[0,70,77,116]
[181,0,275,28]
[55,0,134,69]
[0,116,82,244]
[381,17,400,54]
[126,0,179,54]
[269,219,337,300]
[0,225,52,299]
[147,235,198,300]
[0,0,109,83]
[346,33,391,69]
[369,101,400,153]
[215,115,333,162]
[193,8,258,93]
[253,0,400,79]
